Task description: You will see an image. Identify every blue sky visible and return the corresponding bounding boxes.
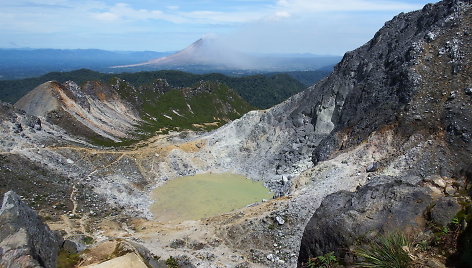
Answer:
[0,0,435,55]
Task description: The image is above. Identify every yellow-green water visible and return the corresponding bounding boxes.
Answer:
[150,173,273,222]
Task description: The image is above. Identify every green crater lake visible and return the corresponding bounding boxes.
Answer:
[150,173,273,222]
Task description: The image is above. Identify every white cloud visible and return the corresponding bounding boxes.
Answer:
[273,11,291,19]
[227,0,430,54]
[274,0,424,12]
[93,3,164,22]
[94,12,120,22]
[179,10,265,24]
[11,0,411,30]
[0,0,432,52]
[90,2,265,24]
[0,1,95,33]
[167,5,179,10]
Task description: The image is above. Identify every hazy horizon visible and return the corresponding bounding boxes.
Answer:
[1,0,435,55]
[0,44,341,57]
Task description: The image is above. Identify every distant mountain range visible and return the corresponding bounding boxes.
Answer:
[113,38,341,72]
[113,38,251,69]
[0,39,340,80]
[0,48,173,80]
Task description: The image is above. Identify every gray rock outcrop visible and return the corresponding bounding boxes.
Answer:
[0,191,62,268]
[298,176,435,264]
[430,197,461,226]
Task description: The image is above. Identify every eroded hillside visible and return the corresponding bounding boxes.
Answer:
[14,79,253,145]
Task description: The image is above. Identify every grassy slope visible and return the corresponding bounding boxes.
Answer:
[91,79,254,146]
[138,81,251,131]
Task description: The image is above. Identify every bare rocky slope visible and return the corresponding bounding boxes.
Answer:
[1,0,471,267]
[15,80,141,142]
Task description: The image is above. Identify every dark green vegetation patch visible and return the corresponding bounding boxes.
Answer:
[114,79,254,137]
[0,69,328,109]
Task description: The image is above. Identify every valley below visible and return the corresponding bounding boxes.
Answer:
[0,108,407,267]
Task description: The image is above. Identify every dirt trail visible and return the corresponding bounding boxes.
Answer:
[87,153,127,176]
[70,184,78,215]
[59,215,75,235]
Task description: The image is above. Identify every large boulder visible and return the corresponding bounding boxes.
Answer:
[0,191,62,268]
[79,239,161,268]
[298,176,434,265]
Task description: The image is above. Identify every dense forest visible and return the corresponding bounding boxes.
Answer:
[0,69,330,109]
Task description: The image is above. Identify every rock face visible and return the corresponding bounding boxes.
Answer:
[312,0,472,168]
[298,0,472,264]
[0,191,62,268]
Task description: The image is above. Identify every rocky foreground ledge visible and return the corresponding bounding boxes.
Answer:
[0,190,62,268]
[0,191,166,268]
